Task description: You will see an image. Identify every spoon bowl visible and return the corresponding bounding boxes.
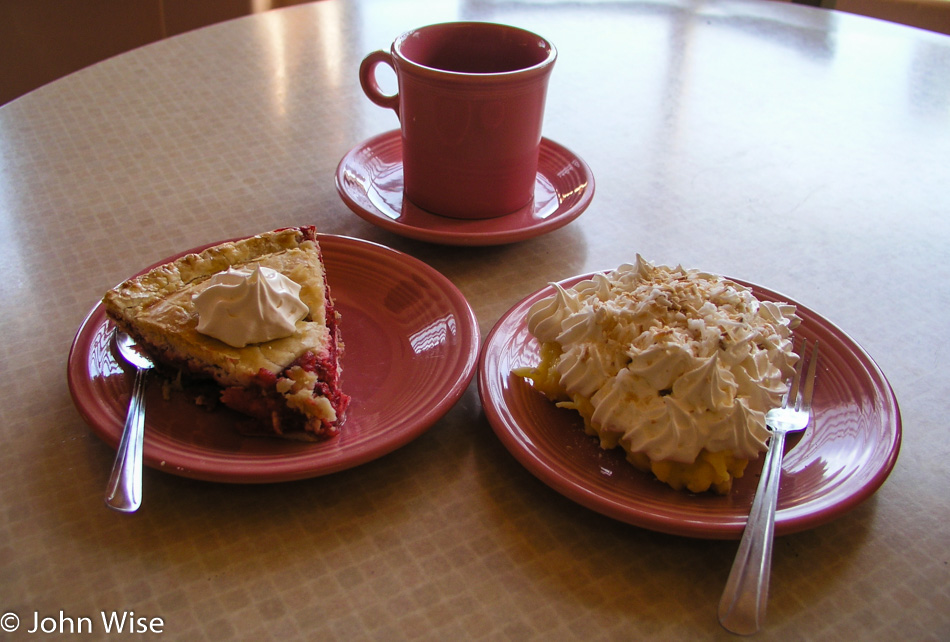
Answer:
[116,330,155,371]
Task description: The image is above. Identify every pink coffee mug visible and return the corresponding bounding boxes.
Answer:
[359,22,557,219]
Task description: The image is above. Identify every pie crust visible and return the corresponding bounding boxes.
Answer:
[103,226,349,439]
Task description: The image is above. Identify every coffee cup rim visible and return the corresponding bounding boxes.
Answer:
[391,21,557,79]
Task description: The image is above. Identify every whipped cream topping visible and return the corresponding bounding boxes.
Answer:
[193,264,309,348]
[525,256,799,463]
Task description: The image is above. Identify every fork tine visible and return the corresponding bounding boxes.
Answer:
[799,340,819,414]
[785,338,807,409]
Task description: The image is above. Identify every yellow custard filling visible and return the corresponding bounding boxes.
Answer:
[516,341,749,495]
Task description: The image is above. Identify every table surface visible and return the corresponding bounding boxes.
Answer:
[2,0,948,639]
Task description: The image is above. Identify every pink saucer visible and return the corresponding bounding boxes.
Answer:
[335,130,595,246]
[67,235,480,483]
[478,273,902,539]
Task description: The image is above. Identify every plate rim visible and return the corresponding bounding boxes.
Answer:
[477,270,902,539]
[334,129,595,246]
[67,233,481,483]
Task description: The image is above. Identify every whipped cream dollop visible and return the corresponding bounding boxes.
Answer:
[193,264,309,348]
[525,256,799,463]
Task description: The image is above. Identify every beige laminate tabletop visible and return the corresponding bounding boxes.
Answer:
[1,0,948,639]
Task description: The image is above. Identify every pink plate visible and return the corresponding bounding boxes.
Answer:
[478,273,901,539]
[335,130,594,246]
[68,235,480,483]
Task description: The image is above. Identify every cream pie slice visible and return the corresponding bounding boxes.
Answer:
[103,226,349,440]
[515,257,799,494]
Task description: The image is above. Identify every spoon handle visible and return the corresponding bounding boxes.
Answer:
[104,367,147,512]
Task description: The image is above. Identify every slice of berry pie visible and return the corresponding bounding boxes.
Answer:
[103,226,349,440]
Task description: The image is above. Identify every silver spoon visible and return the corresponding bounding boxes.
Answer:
[105,331,154,512]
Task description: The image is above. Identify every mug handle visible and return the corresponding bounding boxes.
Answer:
[359,50,400,115]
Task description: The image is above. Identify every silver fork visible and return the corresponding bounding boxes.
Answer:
[718,339,819,635]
